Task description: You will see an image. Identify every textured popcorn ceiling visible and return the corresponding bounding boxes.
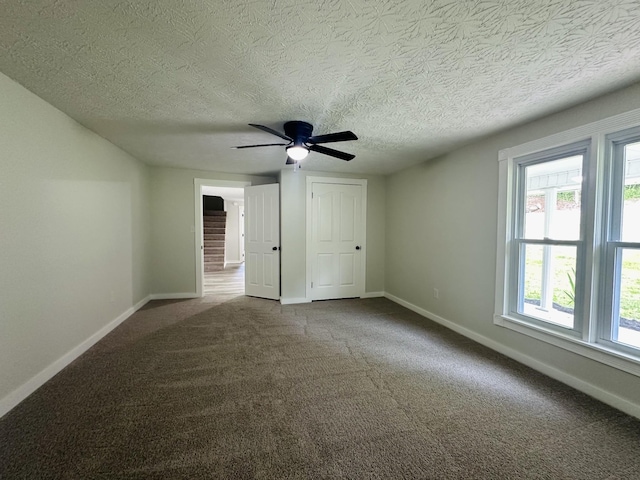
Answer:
[2,1,640,175]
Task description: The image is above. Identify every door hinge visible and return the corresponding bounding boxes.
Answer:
[311,282,313,288]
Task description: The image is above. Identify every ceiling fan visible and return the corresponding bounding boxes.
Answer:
[233,121,357,164]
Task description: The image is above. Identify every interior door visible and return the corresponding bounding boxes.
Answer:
[310,182,364,300]
[244,184,280,300]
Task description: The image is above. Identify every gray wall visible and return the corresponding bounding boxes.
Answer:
[224,201,243,264]
[0,72,150,405]
[385,82,640,413]
[149,166,275,295]
[280,169,386,302]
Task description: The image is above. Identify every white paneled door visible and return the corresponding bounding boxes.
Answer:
[309,182,365,300]
[244,184,280,300]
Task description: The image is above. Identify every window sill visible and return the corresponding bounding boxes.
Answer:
[494,314,640,378]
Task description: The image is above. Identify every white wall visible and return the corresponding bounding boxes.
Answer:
[385,81,640,416]
[0,72,150,412]
[280,169,386,302]
[150,167,274,295]
[224,201,243,264]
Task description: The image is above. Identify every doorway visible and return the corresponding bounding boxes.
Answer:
[204,263,245,296]
[194,179,250,297]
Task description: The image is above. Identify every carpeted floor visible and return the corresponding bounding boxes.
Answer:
[1,295,640,479]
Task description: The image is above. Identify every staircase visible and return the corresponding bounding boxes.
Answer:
[203,210,226,272]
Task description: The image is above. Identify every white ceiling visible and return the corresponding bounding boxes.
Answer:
[2,1,640,176]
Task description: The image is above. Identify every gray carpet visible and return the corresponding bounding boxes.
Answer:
[1,296,639,479]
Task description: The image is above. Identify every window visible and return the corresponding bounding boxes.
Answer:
[496,111,640,376]
[510,144,588,335]
[601,130,640,354]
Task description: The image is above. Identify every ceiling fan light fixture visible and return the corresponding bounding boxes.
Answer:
[286,145,309,161]
[235,122,357,164]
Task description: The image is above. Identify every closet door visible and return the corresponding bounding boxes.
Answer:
[309,182,365,300]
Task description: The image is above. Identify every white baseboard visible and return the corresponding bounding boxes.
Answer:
[0,294,152,419]
[132,295,151,311]
[149,293,199,300]
[384,292,640,421]
[280,297,311,305]
[362,291,385,298]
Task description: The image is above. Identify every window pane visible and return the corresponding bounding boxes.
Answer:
[621,141,640,242]
[524,156,582,240]
[613,248,640,349]
[519,244,576,328]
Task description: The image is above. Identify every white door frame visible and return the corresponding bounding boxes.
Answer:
[194,178,251,297]
[305,176,367,301]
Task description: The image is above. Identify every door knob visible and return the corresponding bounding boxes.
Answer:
[355,245,361,250]
[272,246,278,251]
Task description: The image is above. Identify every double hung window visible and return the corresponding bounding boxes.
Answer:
[496,112,640,374]
[510,142,588,336]
[601,129,640,355]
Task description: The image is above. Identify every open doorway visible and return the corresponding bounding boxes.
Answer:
[194,179,250,297]
[202,189,244,296]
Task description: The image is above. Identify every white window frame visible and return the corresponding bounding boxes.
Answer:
[495,107,640,378]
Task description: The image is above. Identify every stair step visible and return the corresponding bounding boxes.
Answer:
[204,240,225,247]
[203,217,226,224]
[202,210,226,270]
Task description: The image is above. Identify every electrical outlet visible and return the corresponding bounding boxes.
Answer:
[433,288,439,299]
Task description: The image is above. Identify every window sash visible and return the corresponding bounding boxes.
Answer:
[509,239,583,335]
[599,244,640,354]
[513,141,590,243]
[508,142,590,336]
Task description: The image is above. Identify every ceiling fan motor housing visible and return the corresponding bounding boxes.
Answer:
[284,121,313,146]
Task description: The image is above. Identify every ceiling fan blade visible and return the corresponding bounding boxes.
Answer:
[232,143,289,149]
[308,144,355,161]
[248,124,292,142]
[307,131,358,144]
[285,156,296,165]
